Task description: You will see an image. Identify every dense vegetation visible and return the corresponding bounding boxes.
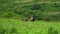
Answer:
[0,0,60,21]
[0,0,60,34]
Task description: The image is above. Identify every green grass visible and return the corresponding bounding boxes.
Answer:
[0,0,60,19]
[0,19,60,34]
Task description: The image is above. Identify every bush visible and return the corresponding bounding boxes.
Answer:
[35,16,42,20]
[41,14,60,21]
[30,4,42,10]
[54,3,60,7]
[3,13,14,18]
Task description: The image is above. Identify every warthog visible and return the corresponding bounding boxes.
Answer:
[30,14,35,21]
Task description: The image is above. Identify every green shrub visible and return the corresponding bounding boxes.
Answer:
[30,4,42,10]
[3,13,13,18]
[54,3,60,7]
